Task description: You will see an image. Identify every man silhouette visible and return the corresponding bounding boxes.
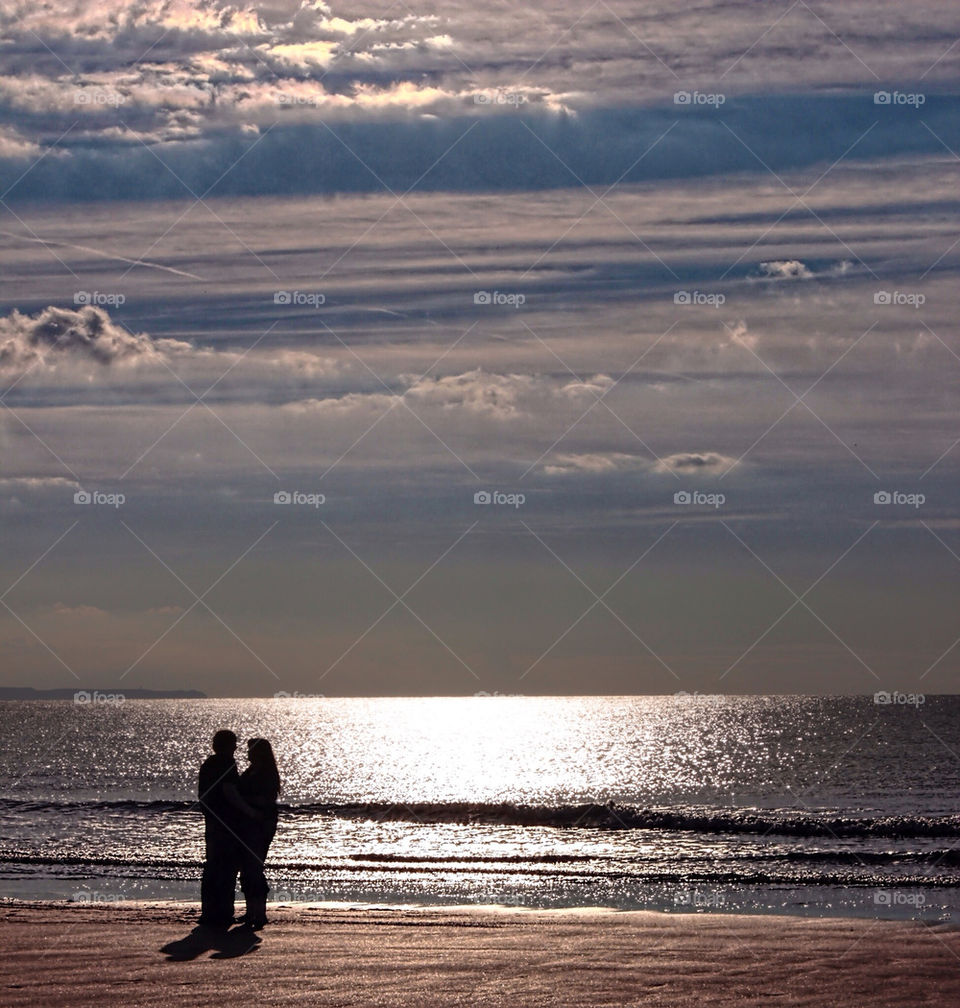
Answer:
[197,729,258,930]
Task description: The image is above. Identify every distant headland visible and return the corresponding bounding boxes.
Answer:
[0,687,207,700]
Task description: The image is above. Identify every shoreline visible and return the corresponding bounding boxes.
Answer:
[3,900,960,1006]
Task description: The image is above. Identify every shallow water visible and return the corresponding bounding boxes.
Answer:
[2,695,958,919]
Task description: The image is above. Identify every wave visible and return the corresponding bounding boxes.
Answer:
[3,797,960,839]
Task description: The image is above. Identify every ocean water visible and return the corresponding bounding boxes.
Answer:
[1,695,958,919]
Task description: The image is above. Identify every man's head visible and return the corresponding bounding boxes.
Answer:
[211,729,237,756]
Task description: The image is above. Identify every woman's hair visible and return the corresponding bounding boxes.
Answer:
[247,737,281,796]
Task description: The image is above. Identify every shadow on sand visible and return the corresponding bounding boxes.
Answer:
[161,924,262,961]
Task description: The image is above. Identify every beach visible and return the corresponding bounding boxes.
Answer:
[2,901,958,1007]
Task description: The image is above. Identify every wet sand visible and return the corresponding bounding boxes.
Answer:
[2,901,959,1006]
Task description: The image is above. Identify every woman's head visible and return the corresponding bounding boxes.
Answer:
[247,737,281,794]
[247,737,273,764]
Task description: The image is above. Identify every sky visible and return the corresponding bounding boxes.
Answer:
[0,0,958,697]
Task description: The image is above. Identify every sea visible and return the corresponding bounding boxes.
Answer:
[1,695,958,920]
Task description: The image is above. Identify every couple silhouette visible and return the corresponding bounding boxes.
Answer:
[197,729,281,932]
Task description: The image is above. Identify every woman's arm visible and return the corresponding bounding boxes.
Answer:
[224,781,261,819]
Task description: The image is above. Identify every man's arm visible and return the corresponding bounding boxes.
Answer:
[224,781,261,819]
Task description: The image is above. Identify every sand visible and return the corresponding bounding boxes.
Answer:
[2,901,959,1007]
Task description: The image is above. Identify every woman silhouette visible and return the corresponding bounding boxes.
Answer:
[238,737,281,930]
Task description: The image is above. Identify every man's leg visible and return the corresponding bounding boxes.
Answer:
[200,823,236,927]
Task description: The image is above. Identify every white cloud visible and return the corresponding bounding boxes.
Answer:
[542,452,644,475]
[758,260,814,280]
[0,305,193,371]
[653,452,738,474]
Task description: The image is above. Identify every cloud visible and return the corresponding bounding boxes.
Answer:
[403,368,539,419]
[653,451,738,475]
[0,305,194,371]
[758,260,814,280]
[542,452,644,475]
[0,306,340,398]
